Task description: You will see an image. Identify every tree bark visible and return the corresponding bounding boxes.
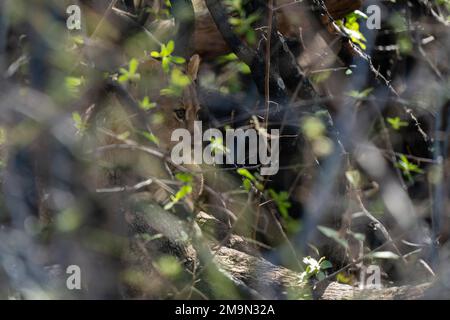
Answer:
[214,246,433,300]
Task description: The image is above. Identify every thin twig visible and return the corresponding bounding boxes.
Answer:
[265,0,274,129]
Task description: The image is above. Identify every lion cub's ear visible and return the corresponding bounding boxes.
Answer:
[187,54,200,81]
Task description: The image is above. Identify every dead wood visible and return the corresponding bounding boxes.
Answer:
[214,246,433,300]
[128,194,433,300]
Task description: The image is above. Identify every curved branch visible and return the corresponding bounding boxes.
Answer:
[204,0,256,66]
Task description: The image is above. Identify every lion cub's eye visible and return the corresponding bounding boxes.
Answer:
[173,108,186,122]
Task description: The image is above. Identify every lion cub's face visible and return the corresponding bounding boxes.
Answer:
[94,55,201,189]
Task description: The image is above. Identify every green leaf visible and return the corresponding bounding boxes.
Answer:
[243,179,252,191]
[300,256,331,281]
[237,168,255,181]
[301,116,326,139]
[347,87,373,99]
[139,96,157,110]
[318,226,349,249]
[336,272,353,284]
[176,185,193,200]
[164,184,193,210]
[171,68,191,87]
[66,76,83,87]
[166,40,175,55]
[269,189,292,218]
[162,57,170,73]
[387,117,408,130]
[56,208,83,232]
[118,74,128,83]
[210,136,229,155]
[170,56,186,64]
[345,170,362,189]
[117,131,130,140]
[317,271,326,281]
[340,11,368,50]
[0,127,6,146]
[72,111,82,124]
[71,35,84,45]
[175,172,193,184]
[140,131,160,146]
[118,59,141,83]
[72,112,87,133]
[164,170,194,210]
[65,76,85,96]
[396,154,424,176]
[369,251,400,260]
[217,53,239,64]
[160,88,175,96]
[319,260,333,270]
[150,51,161,58]
[129,58,139,74]
[155,256,182,279]
[237,62,251,74]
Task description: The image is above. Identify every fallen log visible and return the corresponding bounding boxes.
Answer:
[214,246,433,300]
[128,194,435,300]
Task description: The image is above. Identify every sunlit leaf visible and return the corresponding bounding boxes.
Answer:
[318,226,349,249]
[369,251,400,260]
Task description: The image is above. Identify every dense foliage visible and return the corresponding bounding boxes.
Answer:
[0,0,449,299]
